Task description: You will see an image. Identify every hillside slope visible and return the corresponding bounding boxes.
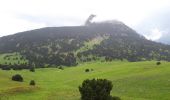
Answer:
[0,20,170,67]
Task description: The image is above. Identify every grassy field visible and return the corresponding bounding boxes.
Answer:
[0,61,170,100]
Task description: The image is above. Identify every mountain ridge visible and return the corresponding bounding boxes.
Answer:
[0,20,170,67]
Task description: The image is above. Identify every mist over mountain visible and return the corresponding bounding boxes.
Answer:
[1,20,170,67]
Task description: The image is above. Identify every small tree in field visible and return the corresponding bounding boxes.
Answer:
[156,61,161,65]
[29,80,35,86]
[79,79,121,100]
[12,74,23,82]
[58,66,64,70]
[30,67,35,72]
[85,69,90,72]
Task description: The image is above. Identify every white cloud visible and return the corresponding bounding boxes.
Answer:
[0,0,170,37]
[0,14,46,37]
[144,28,164,40]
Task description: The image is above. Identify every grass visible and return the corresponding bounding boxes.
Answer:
[0,61,170,100]
[75,35,108,54]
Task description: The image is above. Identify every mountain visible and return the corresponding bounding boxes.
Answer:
[0,20,170,67]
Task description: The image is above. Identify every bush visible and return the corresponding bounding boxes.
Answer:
[2,66,11,70]
[58,66,64,70]
[30,67,35,72]
[12,74,23,82]
[79,79,118,100]
[85,69,90,72]
[12,65,23,70]
[156,61,161,65]
[29,80,35,86]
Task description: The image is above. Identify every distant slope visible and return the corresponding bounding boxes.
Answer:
[0,20,170,67]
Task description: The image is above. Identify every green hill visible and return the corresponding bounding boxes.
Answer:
[0,61,170,100]
[1,20,170,67]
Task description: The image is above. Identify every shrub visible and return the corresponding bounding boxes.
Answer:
[2,66,11,70]
[12,74,23,82]
[30,67,35,72]
[156,61,161,65]
[79,79,119,100]
[85,69,90,72]
[12,65,22,70]
[29,80,35,86]
[58,66,64,70]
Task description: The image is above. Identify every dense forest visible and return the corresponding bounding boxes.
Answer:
[0,20,170,67]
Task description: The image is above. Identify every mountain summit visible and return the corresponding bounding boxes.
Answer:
[0,20,170,67]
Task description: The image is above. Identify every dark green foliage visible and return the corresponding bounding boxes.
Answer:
[85,69,94,72]
[85,69,90,72]
[109,96,121,100]
[2,67,11,70]
[64,53,77,66]
[12,65,23,70]
[4,62,7,65]
[29,80,35,86]
[79,79,114,100]
[156,61,161,65]
[12,65,30,70]
[0,63,33,70]
[1,65,11,70]
[30,67,35,72]
[58,66,64,70]
[12,74,23,82]
[105,56,113,62]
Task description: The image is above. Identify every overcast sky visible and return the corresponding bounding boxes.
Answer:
[0,0,170,41]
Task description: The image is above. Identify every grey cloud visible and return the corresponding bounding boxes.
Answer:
[134,7,170,44]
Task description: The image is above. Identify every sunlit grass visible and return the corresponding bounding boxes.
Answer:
[0,61,170,100]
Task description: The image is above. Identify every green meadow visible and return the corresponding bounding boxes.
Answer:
[0,61,170,100]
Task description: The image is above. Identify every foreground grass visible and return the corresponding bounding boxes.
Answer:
[0,61,170,100]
